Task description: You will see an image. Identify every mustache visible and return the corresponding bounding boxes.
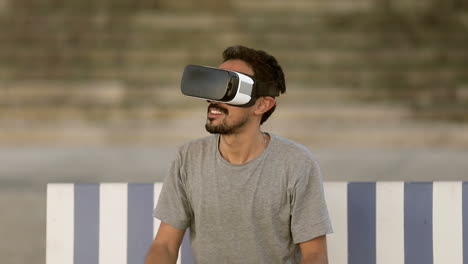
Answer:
[207,103,228,115]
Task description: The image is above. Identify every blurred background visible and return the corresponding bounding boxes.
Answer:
[1,0,467,263]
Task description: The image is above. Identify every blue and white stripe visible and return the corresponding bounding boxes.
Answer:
[47,182,467,264]
[325,181,465,264]
[47,183,185,264]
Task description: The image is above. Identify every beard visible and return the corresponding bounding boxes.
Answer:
[205,104,250,135]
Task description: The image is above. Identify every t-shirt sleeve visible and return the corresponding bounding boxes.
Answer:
[154,153,192,230]
[290,160,333,244]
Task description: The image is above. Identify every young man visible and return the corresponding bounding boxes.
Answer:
[145,46,332,263]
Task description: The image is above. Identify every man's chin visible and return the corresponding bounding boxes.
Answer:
[205,126,218,134]
[205,123,227,135]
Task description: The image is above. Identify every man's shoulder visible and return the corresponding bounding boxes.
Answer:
[177,135,217,155]
[270,134,323,180]
[271,134,315,158]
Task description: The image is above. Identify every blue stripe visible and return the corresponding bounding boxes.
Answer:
[127,183,154,264]
[463,182,468,264]
[181,229,194,264]
[404,182,433,264]
[74,184,100,264]
[348,182,376,264]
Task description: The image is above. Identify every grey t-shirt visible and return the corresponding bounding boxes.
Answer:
[155,134,332,263]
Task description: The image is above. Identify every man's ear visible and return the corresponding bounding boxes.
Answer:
[254,97,276,115]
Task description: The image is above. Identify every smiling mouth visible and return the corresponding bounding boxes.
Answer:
[207,104,228,117]
[207,107,227,122]
[209,109,223,115]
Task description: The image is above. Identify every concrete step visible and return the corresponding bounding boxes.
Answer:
[0,103,410,123]
[3,48,466,83]
[2,80,466,111]
[132,12,237,31]
[2,48,466,79]
[0,82,416,123]
[0,79,415,125]
[231,0,374,14]
[0,81,391,107]
[1,115,467,148]
[4,18,467,49]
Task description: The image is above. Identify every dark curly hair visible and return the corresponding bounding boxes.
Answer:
[222,45,286,124]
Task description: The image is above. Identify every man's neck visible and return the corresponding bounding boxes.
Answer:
[218,129,269,165]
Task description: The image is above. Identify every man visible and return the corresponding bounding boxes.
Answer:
[145,45,332,263]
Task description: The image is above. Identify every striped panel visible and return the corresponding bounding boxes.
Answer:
[323,182,348,264]
[46,182,468,264]
[348,182,376,264]
[433,182,463,264]
[46,184,74,264]
[405,182,433,264]
[376,182,404,264]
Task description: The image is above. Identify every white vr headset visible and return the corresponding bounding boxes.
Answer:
[180,65,279,107]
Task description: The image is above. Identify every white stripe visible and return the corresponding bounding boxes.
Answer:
[99,183,128,264]
[46,184,74,264]
[153,182,163,239]
[324,182,348,264]
[376,182,404,264]
[433,182,463,264]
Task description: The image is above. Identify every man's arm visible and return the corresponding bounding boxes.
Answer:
[145,222,186,264]
[299,235,328,264]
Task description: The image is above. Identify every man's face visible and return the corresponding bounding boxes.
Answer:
[205,59,255,135]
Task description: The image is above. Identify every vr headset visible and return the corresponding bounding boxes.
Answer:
[180,65,279,107]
